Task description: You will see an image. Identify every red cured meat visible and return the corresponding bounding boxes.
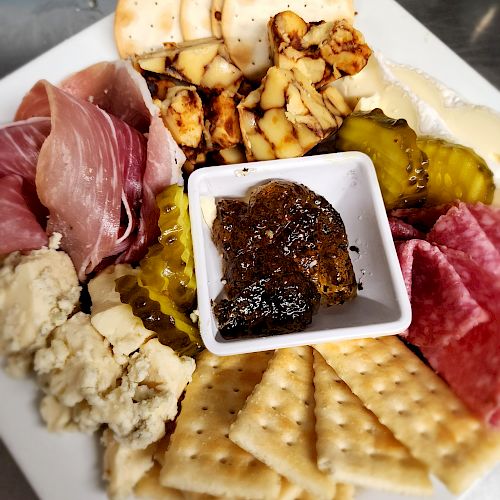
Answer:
[389,203,457,232]
[56,61,185,260]
[388,216,424,240]
[424,321,500,426]
[11,60,185,278]
[0,175,48,253]
[428,202,500,277]
[468,203,500,250]
[0,118,51,223]
[31,80,148,280]
[421,247,500,425]
[397,239,489,349]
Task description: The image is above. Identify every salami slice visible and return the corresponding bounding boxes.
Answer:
[389,203,456,232]
[388,216,424,241]
[396,239,489,349]
[467,203,500,250]
[428,202,500,277]
[423,321,500,427]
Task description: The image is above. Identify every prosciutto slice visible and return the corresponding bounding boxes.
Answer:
[0,118,50,219]
[13,60,185,279]
[0,118,51,253]
[0,175,48,253]
[27,80,148,280]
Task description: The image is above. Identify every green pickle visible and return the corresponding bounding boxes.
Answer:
[116,184,203,357]
[139,185,197,311]
[335,108,428,209]
[115,275,202,357]
[417,137,495,206]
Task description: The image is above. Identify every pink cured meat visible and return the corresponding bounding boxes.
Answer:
[389,203,457,232]
[427,202,500,277]
[397,239,489,349]
[57,61,185,260]
[467,203,500,250]
[0,118,51,220]
[425,322,500,426]
[14,60,185,277]
[16,60,185,265]
[422,247,500,425]
[388,216,424,241]
[0,175,48,253]
[31,80,148,280]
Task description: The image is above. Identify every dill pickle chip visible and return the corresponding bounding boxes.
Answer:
[139,184,197,311]
[417,137,495,206]
[335,108,428,209]
[115,184,203,357]
[115,274,203,357]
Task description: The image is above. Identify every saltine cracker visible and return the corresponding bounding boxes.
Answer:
[160,350,281,499]
[115,0,183,58]
[181,0,214,40]
[229,347,337,499]
[313,349,432,495]
[314,337,500,494]
[210,0,224,38]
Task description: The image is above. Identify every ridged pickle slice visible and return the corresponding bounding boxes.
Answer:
[115,275,202,357]
[417,137,495,205]
[116,184,203,357]
[139,185,197,311]
[335,108,428,209]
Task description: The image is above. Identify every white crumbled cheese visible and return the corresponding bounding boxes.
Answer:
[39,395,75,432]
[0,247,80,373]
[48,232,63,250]
[189,309,199,324]
[101,428,156,500]
[77,338,195,449]
[34,312,122,407]
[89,264,155,362]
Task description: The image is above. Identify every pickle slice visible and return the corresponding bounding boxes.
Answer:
[139,185,197,311]
[417,137,495,206]
[116,184,202,357]
[115,275,203,357]
[335,108,428,209]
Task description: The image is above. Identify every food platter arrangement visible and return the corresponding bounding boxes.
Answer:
[0,1,499,500]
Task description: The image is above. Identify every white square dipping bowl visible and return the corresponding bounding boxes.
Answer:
[188,152,411,356]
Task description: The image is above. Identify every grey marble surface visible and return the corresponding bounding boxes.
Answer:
[0,1,499,499]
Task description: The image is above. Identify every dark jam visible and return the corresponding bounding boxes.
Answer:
[212,180,357,340]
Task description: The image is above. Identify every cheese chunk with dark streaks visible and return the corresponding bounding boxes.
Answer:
[269,11,372,89]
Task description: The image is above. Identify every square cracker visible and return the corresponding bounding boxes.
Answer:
[314,337,500,494]
[312,349,432,495]
[229,347,337,499]
[180,0,213,40]
[160,349,281,499]
[114,0,183,58]
[210,0,224,38]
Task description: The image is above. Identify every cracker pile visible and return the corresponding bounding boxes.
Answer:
[133,337,500,499]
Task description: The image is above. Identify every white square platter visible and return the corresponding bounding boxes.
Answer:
[0,1,499,499]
